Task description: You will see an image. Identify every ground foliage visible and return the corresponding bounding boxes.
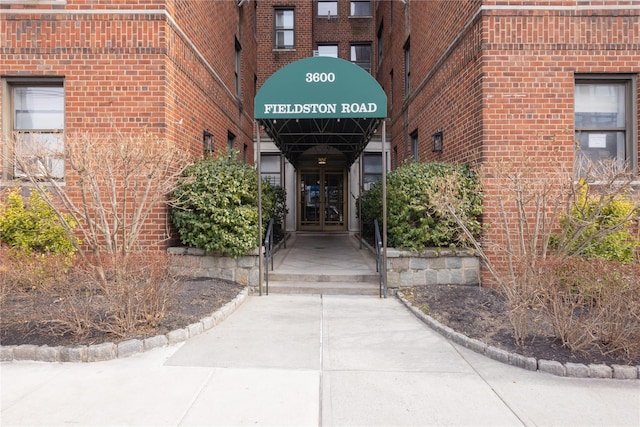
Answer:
[403,276,640,366]
[1,275,243,347]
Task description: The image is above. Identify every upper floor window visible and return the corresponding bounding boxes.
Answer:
[274,9,294,49]
[228,131,236,151]
[350,1,371,17]
[377,23,383,64]
[574,75,637,173]
[3,80,65,180]
[351,44,372,73]
[318,1,338,17]
[235,38,242,97]
[317,44,338,58]
[404,37,410,97]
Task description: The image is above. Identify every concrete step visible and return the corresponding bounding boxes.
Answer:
[266,273,379,283]
[264,281,382,296]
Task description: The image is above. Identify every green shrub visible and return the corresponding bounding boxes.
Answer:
[0,188,78,256]
[170,151,260,257]
[262,181,288,241]
[558,180,639,263]
[358,162,483,250]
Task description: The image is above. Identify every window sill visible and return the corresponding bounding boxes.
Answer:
[349,15,373,19]
[272,48,296,52]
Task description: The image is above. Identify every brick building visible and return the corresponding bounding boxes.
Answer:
[1,0,639,280]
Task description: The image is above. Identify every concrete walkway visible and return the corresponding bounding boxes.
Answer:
[2,294,639,426]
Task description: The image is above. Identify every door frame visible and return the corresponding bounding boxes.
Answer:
[297,167,348,232]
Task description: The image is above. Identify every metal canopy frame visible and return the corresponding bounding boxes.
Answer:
[259,117,382,167]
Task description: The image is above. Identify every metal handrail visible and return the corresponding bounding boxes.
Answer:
[263,218,275,295]
[374,219,387,298]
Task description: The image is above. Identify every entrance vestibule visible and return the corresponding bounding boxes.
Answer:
[298,168,347,231]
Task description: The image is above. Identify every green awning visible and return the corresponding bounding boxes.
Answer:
[255,56,387,166]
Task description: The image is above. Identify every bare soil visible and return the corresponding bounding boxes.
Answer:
[0,277,244,347]
[402,285,639,367]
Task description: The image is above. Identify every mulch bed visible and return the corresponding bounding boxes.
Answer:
[402,284,639,367]
[1,277,244,347]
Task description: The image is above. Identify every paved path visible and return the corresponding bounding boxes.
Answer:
[2,294,639,426]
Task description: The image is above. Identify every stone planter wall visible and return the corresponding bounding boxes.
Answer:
[386,248,480,289]
[167,247,260,288]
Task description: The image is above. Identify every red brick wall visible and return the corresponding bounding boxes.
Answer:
[0,0,258,250]
[313,0,375,65]
[378,0,483,166]
[377,1,640,285]
[256,0,315,88]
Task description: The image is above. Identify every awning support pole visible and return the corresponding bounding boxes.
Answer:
[381,120,388,298]
[256,120,263,296]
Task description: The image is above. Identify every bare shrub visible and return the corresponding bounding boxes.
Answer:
[537,257,640,361]
[2,130,192,339]
[44,252,181,339]
[0,245,70,293]
[8,130,192,263]
[428,155,639,347]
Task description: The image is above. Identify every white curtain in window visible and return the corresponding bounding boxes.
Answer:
[15,87,64,130]
[575,84,625,127]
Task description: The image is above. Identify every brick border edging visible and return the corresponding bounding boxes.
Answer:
[397,292,640,380]
[0,287,250,363]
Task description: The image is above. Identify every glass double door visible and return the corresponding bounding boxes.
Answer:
[299,168,346,231]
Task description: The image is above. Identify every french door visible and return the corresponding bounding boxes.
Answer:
[298,168,346,231]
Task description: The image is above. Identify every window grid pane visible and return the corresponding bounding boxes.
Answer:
[317,45,338,58]
[318,1,337,16]
[14,86,64,130]
[351,44,371,73]
[350,1,371,16]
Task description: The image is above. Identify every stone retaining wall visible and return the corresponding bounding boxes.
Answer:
[167,247,260,288]
[386,248,480,289]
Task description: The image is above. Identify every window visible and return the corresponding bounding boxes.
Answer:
[261,154,281,186]
[363,153,382,190]
[243,143,248,163]
[392,146,398,170]
[318,1,337,17]
[377,23,383,64]
[404,37,410,97]
[228,131,236,151]
[410,130,418,162]
[4,81,65,180]
[317,44,338,58]
[274,9,294,49]
[350,44,371,73]
[389,69,394,108]
[350,1,371,17]
[574,75,637,172]
[235,38,241,97]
